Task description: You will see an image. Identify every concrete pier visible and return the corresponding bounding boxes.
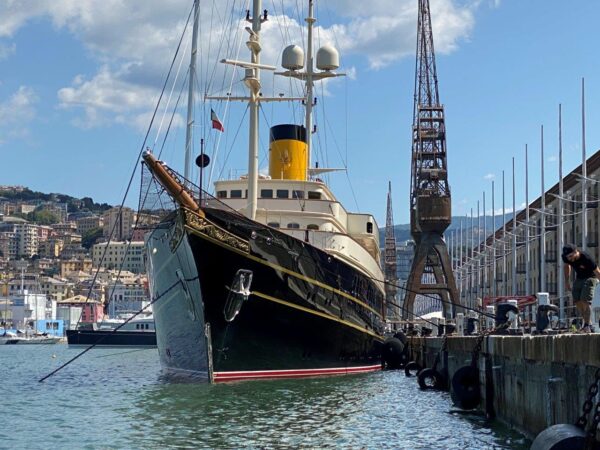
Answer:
[409,334,600,439]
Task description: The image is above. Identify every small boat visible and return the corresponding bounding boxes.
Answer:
[1,331,61,345]
[66,316,156,348]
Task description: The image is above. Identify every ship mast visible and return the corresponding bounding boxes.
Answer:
[304,0,315,175]
[246,0,264,220]
[210,0,341,217]
[184,0,200,184]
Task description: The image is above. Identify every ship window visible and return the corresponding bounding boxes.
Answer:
[145,323,149,329]
[230,190,242,198]
[287,223,300,229]
[276,189,289,199]
[267,222,280,228]
[261,189,273,198]
[292,190,304,199]
[136,324,140,329]
[366,222,373,233]
[217,191,227,199]
[308,191,322,200]
[307,224,319,230]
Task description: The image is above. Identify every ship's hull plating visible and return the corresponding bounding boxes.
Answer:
[146,209,385,382]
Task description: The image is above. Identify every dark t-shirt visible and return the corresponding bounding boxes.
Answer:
[562,250,598,279]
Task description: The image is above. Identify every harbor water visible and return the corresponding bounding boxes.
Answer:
[1,345,529,449]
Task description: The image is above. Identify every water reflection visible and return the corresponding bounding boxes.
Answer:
[3,346,529,449]
[127,371,529,449]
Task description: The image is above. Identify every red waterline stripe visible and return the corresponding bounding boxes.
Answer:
[213,364,382,382]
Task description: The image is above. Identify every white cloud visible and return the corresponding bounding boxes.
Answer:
[0,42,15,60]
[0,0,477,129]
[0,86,38,144]
[483,173,495,180]
[547,154,557,163]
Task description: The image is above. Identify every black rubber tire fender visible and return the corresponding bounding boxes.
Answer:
[450,365,481,410]
[417,368,445,390]
[404,361,422,377]
[397,350,410,369]
[382,337,405,370]
[393,330,408,346]
[530,424,586,450]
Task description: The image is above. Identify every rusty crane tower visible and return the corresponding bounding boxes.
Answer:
[384,182,399,320]
[403,0,459,318]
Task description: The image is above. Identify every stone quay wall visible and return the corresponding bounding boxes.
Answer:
[409,334,600,439]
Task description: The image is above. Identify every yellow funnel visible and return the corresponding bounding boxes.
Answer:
[269,124,307,181]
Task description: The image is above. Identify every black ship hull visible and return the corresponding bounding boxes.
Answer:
[66,329,157,347]
[146,207,385,382]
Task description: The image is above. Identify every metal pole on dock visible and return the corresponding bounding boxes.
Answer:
[558,104,565,321]
[483,191,487,299]
[540,125,546,293]
[492,180,497,296]
[460,219,464,305]
[502,170,507,296]
[470,207,474,308]
[581,77,587,252]
[477,200,481,301]
[512,157,517,295]
[525,144,530,296]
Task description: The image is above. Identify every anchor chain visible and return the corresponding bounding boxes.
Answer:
[585,395,600,450]
[576,367,600,435]
[470,331,486,366]
[471,324,509,366]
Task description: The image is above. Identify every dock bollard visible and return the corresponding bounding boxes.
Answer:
[535,293,558,333]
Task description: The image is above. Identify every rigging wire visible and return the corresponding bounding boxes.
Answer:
[72,3,194,331]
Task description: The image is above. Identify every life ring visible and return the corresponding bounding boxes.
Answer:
[404,361,422,377]
[417,368,446,390]
[530,424,586,450]
[451,365,481,410]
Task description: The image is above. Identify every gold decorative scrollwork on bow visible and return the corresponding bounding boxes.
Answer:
[183,208,250,253]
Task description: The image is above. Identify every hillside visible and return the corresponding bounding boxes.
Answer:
[379,214,515,246]
[0,186,113,221]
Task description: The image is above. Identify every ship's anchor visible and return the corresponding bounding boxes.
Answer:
[223,269,253,322]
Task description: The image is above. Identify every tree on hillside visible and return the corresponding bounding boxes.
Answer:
[27,210,60,225]
[82,227,103,249]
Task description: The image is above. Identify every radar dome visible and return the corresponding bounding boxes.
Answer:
[316,45,339,71]
[282,45,304,71]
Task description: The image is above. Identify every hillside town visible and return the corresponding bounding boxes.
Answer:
[0,185,157,336]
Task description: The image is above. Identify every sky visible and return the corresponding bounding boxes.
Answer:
[0,0,599,227]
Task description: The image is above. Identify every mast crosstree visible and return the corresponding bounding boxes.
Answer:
[403,0,459,318]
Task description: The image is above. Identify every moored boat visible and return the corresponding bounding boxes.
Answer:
[142,0,387,382]
[66,316,156,348]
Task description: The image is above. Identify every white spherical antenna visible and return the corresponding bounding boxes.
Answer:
[316,44,339,71]
[282,45,304,71]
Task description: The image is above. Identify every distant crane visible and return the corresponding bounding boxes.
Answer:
[403,0,459,319]
[384,181,399,320]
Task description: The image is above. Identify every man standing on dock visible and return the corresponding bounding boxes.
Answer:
[562,244,600,332]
